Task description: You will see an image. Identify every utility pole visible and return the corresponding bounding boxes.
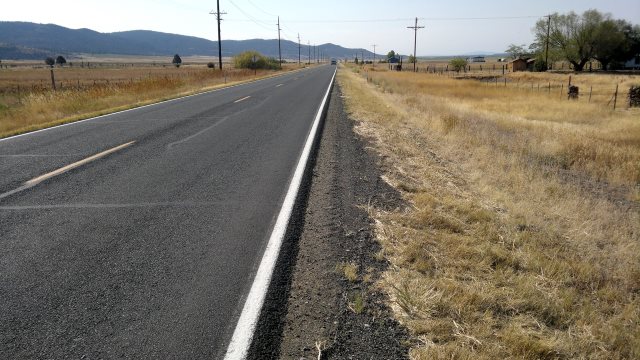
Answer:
[372,44,377,67]
[308,41,311,65]
[297,33,301,65]
[314,45,317,63]
[545,14,551,71]
[210,1,226,71]
[407,17,424,72]
[277,16,282,68]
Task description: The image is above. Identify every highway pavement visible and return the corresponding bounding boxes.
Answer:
[0,65,336,358]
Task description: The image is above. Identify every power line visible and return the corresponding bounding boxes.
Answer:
[226,15,546,23]
[227,0,273,31]
[247,0,277,17]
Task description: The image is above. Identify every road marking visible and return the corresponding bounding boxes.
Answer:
[0,141,135,201]
[0,201,220,210]
[25,141,135,186]
[0,154,82,158]
[234,96,251,103]
[224,67,336,360]
[275,84,284,87]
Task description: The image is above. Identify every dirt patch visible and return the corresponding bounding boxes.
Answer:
[249,83,410,359]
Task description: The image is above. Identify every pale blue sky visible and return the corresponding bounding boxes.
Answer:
[3,0,639,55]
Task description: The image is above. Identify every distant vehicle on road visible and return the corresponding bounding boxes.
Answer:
[331,59,337,65]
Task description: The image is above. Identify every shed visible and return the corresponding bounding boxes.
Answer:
[526,58,536,71]
[509,58,528,72]
[467,56,486,63]
[388,56,402,71]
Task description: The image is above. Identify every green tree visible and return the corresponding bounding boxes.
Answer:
[533,10,603,71]
[55,55,66,67]
[45,57,55,67]
[449,58,467,72]
[386,50,396,60]
[591,19,628,70]
[593,21,640,70]
[172,54,182,68]
[354,56,358,65]
[505,44,527,60]
[408,55,417,64]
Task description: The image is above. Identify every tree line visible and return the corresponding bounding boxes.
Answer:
[507,9,639,71]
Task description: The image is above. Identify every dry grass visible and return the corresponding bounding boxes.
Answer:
[339,65,639,359]
[0,64,303,138]
[338,262,360,282]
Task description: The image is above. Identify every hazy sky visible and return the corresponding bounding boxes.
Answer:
[3,0,640,55]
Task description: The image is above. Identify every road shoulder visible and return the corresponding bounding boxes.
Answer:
[250,82,410,359]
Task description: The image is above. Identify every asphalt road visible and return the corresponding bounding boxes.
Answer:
[0,65,336,359]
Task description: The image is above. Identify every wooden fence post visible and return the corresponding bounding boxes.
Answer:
[50,68,56,91]
[589,86,592,103]
[613,84,619,110]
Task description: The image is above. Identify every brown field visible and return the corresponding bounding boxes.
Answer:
[0,62,305,138]
[338,64,639,359]
[367,59,638,109]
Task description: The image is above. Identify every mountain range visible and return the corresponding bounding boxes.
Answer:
[0,21,375,60]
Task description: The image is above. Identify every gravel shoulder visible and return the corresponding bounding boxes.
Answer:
[248,81,410,359]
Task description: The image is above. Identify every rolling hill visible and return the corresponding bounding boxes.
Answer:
[0,21,374,60]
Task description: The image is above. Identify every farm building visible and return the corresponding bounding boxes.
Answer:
[467,56,486,63]
[508,58,527,72]
[388,56,402,71]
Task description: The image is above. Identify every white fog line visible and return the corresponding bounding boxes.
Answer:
[223,68,336,360]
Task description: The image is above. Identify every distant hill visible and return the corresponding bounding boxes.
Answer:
[0,21,374,60]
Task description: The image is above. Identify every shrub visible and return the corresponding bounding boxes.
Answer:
[207,62,215,69]
[449,57,468,72]
[233,51,279,70]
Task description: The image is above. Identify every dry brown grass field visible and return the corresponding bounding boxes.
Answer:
[338,64,639,359]
[0,62,303,138]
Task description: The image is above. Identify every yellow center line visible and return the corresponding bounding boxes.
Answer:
[234,96,251,103]
[25,141,136,187]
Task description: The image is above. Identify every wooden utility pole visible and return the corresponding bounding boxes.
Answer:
[210,1,226,71]
[372,44,377,68]
[545,14,551,71]
[297,33,301,65]
[407,17,424,72]
[277,16,282,68]
[308,41,311,65]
